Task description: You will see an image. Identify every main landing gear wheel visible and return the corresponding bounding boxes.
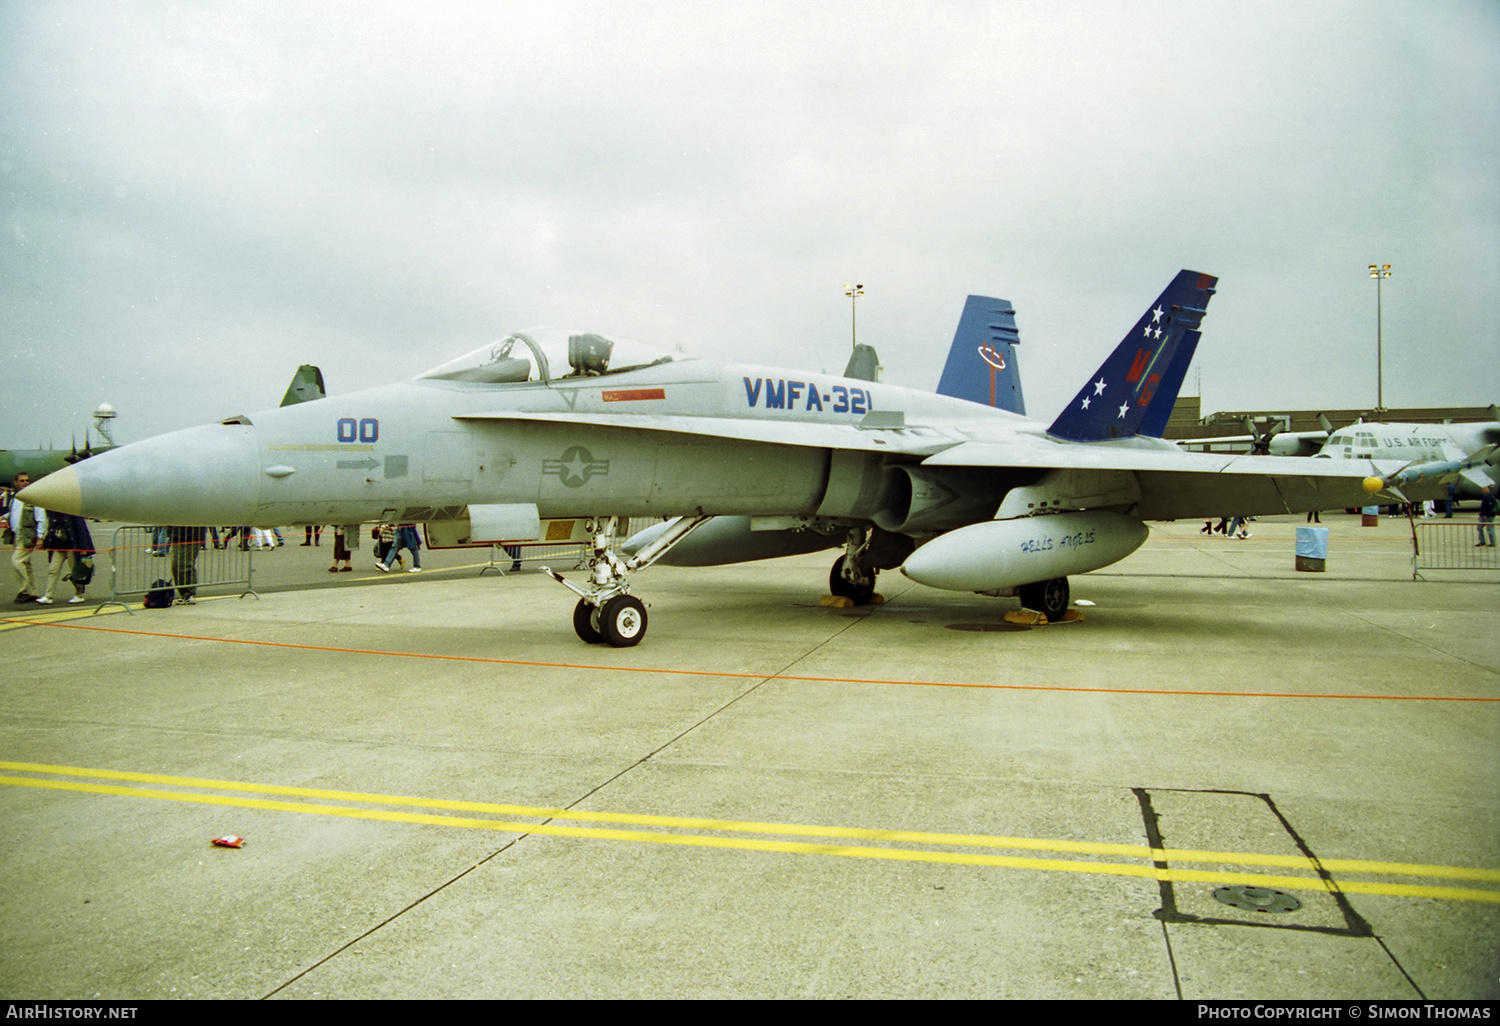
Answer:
[598,595,647,647]
[572,596,648,647]
[1018,577,1069,622]
[545,514,710,648]
[573,599,604,644]
[829,555,876,606]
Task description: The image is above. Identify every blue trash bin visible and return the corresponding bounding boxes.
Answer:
[1295,526,1329,572]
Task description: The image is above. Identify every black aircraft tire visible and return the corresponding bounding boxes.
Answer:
[1018,577,1069,621]
[829,556,876,606]
[573,599,604,644]
[600,595,648,648]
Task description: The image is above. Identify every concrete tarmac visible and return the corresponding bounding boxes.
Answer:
[1,514,1497,1000]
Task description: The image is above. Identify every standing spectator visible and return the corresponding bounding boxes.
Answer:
[8,473,47,602]
[1477,486,1497,548]
[328,525,353,572]
[37,511,95,605]
[36,454,96,605]
[168,525,207,604]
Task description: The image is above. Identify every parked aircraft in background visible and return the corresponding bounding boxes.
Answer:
[1,368,324,488]
[0,404,118,485]
[0,443,97,487]
[20,270,1448,647]
[1312,416,1500,498]
[1180,415,1334,457]
[1186,412,1500,496]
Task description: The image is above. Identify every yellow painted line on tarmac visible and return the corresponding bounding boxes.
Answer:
[2,761,1496,904]
[0,603,128,631]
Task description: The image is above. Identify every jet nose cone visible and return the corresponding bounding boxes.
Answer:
[31,423,263,525]
[17,468,83,516]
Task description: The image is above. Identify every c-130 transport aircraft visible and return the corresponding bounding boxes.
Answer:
[20,270,1445,647]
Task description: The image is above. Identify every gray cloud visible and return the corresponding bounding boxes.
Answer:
[3,0,1496,449]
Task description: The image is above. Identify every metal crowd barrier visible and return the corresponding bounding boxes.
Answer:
[100,526,257,613]
[477,541,589,575]
[1411,519,1500,579]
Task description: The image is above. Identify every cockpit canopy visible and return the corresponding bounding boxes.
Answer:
[419,328,681,385]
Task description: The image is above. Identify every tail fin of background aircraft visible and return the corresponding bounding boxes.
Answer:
[1047,270,1216,442]
[280,365,327,406]
[843,344,882,382]
[935,296,1025,415]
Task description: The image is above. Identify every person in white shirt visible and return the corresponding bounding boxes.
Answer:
[7,473,48,603]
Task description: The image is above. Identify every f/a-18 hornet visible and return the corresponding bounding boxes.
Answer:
[22,270,1446,646]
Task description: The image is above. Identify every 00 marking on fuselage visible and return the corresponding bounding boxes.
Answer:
[336,418,380,443]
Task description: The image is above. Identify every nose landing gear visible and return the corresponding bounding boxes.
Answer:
[544,514,710,647]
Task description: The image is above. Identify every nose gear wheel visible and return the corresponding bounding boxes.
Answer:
[545,514,709,647]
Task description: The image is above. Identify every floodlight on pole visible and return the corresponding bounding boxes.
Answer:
[844,283,864,350]
[1368,263,1391,412]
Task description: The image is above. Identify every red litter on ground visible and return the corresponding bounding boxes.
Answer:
[211,835,245,848]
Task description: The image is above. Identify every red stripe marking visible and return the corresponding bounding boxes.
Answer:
[603,388,666,402]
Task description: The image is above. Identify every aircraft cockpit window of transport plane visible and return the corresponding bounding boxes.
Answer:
[418,328,681,386]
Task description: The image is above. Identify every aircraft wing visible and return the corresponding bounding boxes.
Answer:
[453,410,963,456]
[924,440,1398,519]
[461,410,1405,519]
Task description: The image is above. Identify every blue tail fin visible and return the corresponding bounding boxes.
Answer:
[935,296,1025,415]
[1134,327,1200,438]
[1047,270,1216,441]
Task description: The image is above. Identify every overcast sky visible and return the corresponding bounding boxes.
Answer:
[3,0,1497,448]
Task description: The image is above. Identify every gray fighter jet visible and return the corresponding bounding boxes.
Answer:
[20,270,1439,646]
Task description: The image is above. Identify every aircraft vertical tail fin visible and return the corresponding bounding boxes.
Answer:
[1047,270,1216,441]
[935,296,1025,415]
[280,365,327,406]
[843,344,881,382]
[1134,329,1200,438]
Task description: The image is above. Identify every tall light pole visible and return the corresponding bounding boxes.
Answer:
[844,283,863,351]
[1369,263,1391,412]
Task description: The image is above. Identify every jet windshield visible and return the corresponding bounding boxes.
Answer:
[419,328,680,385]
